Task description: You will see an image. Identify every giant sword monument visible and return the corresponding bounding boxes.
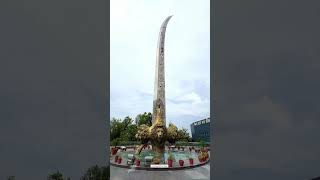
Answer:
[134,15,179,164]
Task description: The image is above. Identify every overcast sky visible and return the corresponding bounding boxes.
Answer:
[110,0,210,131]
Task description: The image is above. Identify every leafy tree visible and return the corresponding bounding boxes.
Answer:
[80,165,109,180]
[167,123,179,143]
[110,117,132,141]
[110,137,120,146]
[110,116,138,143]
[177,128,191,142]
[120,124,137,141]
[122,116,133,127]
[136,112,152,126]
[110,118,123,141]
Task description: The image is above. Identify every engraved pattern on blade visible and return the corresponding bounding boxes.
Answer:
[152,16,173,124]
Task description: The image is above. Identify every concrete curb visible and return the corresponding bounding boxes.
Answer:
[110,159,210,171]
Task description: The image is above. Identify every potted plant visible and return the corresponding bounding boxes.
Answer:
[135,155,141,166]
[167,153,174,168]
[178,159,184,166]
[198,150,208,163]
[114,155,119,163]
[111,139,119,155]
[188,156,194,165]
[117,156,122,164]
[198,153,203,163]
[111,147,118,155]
[204,151,209,160]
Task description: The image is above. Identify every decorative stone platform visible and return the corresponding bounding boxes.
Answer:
[110,149,210,171]
[111,159,210,171]
[110,163,210,180]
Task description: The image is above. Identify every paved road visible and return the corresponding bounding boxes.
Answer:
[110,163,210,180]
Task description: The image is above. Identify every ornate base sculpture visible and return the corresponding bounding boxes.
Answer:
[135,107,172,164]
